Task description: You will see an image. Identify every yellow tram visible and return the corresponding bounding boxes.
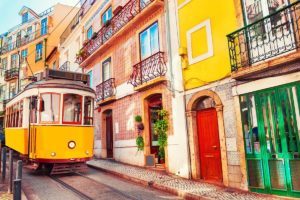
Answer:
[4,69,95,174]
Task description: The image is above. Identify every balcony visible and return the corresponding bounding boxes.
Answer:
[227,1,300,77]
[76,0,163,65]
[4,68,19,81]
[128,51,167,90]
[95,78,116,105]
[59,61,70,71]
[1,27,48,55]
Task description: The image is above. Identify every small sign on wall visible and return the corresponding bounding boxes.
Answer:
[144,154,155,167]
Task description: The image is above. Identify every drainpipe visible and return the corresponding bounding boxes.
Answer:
[164,0,192,178]
[44,38,47,69]
[17,50,21,93]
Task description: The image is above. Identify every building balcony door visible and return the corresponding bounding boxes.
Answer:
[240,83,300,197]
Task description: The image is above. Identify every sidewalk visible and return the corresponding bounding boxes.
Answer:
[87,159,285,200]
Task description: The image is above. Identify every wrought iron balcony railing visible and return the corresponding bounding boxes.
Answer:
[59,61,70,71]
[227,1,300,72]
[4,68,19,81]
[1,27,48,55]
[95,78,116,102]
[76,0,156,64]
[128,51,167,87]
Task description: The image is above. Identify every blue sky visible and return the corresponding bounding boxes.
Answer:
[0,0,78,34]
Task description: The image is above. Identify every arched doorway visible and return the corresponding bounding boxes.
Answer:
[103,109,113,158]
[196,97,222,182]
[186,90,228,186]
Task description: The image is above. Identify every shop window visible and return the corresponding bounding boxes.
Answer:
[84,96,94,125]
[40,93,60,123]
[63,94,82,124]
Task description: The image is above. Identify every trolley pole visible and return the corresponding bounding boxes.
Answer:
[8,149,13,193]
[1,147,6,181]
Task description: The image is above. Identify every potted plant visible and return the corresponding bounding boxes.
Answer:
[135,115,144,151]
[154,110,169,163]
[135,115,144,132]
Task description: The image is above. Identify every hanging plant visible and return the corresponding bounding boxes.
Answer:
[154,110,168,159]
[136,135,144,151]
[134,115,144,132]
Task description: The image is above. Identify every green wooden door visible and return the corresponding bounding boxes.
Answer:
[240,83,300,197]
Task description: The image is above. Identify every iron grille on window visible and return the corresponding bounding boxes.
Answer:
[128,51,167,87]
[75,0,155,64]
[227,1,300,72]
[95,78,115,102]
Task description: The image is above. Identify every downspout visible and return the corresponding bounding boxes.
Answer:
[17,50,21,93]
[164,0,192,178]
[44,38,47,69]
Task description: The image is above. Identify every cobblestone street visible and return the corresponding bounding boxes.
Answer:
[87,159,287,200]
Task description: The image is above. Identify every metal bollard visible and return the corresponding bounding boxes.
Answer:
[16,160,22,180]
[0,143,2,173]
[2,147,6,181]
[8,149,13,193]
[13,179,21,200]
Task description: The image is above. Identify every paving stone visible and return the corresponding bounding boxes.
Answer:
[88,159,285,200]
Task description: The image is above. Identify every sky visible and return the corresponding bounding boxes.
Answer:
[0,0,79,34]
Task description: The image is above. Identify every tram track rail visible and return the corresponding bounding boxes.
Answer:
[49,171,138,200]
[49,175,93,200]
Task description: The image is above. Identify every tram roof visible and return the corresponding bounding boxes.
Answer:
[24,79,95,93]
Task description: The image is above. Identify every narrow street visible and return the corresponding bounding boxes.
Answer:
[22,167,181,200]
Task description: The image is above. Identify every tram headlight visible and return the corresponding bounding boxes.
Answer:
[51,152,56,157]
[68,141,76,149]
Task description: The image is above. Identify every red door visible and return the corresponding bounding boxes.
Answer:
[197,108,222,182]
[106,113,113,158]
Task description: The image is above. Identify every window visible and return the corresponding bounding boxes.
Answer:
[102,7,112,25]
[84,96,94,125]
[7,36,13,51]
[36,43,43,61]
[22,12,29,24]
[0,85,4,100]
[87,26,93,40]
[87,70,93,87]
[139,22,159,60]
[40,93,60,123]
[10,83,16,98]
[6,101,23,128]
[63,94,82,124]
[41,18,48,35]
[11,54,18,68]
[102,58,111,82]
[21,49,28,62]
[30,96,38,123]
[2,58,7,75]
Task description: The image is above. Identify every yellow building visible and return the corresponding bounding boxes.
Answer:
[0,4,78,107]
[176,0,246,189]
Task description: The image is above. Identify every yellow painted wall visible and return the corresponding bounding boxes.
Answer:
[177,0,238,90]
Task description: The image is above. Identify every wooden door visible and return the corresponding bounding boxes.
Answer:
[106,113,113,158]
[197,108,222,182]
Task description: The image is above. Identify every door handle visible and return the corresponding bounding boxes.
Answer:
[212,145,217,149]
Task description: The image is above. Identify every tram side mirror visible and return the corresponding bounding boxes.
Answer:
[39,99,45,112]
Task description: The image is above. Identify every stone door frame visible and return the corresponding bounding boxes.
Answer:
[186,90,229,186]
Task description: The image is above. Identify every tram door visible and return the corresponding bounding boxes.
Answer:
[253,85,300,197]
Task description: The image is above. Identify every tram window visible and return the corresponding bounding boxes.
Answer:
[63,94,82,124]
[84,96,94,125]
[40,93,60,123]
[19,101,23,127]
[30,96,38,123]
